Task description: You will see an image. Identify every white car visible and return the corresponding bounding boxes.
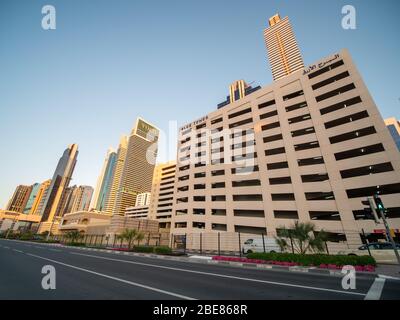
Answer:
[338,242,400,264]
[242,238,281,254]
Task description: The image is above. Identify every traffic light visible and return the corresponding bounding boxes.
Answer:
[361,197,380,223]
[373,194,385,214]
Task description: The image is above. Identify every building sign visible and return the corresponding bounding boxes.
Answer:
[135,119,159,142]
[303,53,340,76]
[180,116,208,131]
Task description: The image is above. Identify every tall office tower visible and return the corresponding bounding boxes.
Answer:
[6,185,33,213]
[30,179,51,215]
[40,144,78,223]
[148,161,176,230]
[91,148,117,211]
[113,118,160,216]
[264,14,304,81]
[385,117,400,151]
[23,183,40,214]
[56,185,77,215]
[218,80,261,109]
[70,185,93,212]
[171,49,400,245]
[104,136,128,214]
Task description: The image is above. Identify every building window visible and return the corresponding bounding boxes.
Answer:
[175,222,187,228]
[294,141,319,151]
[260,110,278,120]
[267,161,289,170]
[176,197,188,203]
[212,223,227,231]
[179,165,190,171]
[334,143,385,161]
[211,147,224,154]
[261,121,280,131]
[211,158,225,165]
[194,172,206,178]
[195,162,206,168]
[297,156,324,166]
[324,110,369,129]
[231,152,257,162]
[211,136,224,143]
[234,225,266,234]
[232,179,261,187]
[271,193,295,201]
[315,83,356,103]
[193,208,206,215]
[320,96,362,115]
[291,126,315,137]
[176,209,188,215]
[309,211,341,221]
[288,113,311,124]
[285,101,308,112]
[346,183,400,199]
[233,194,263,201]
[283,90,304,101]
[229,117,253,129]
[212,195,226,202]
[212,209,226,216]
[177,186,189,192]
[234,210,265,218]
[274,210,299,219]
[301,173,329,183]
[231,140,256,150]
[211,117,223,125]
[232,165,259,174]
[265,147,286,156]
[305,192,335,201]
[329,126,376,144]
[212,182,226,188]
[211,169,225,176]
[194,184,206,190]
[312,71,350,90]
[258,99,276,109]
[178,175,189,181]
[228,107,252,119]
[263,133,283,143]
[340,162,394,179]
[269,177,292,185]
[308,60,344,79]
[196,123,206,130]
[231,129,254,138]
[194,196,206,202]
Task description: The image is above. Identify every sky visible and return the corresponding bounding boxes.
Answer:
[0,0,399,208]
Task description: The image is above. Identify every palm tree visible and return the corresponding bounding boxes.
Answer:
[135,231,145,246]
[119,228,138,250]
[65,230,84,244]
[275,221,328,254]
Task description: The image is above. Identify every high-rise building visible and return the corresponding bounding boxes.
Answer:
[264,14,304,81]
[385,117,400,151]
[113,118,160,216]
[6,185,32,213]
[148,161,176,230]
[171,48,400,245]
[135,192,151,207]
[218,80,261,109]
[70,186,93,213]
[30,179,51,215]
[23,183,40,214]
[104,136,128,214]
[91,148,117,211]
[39,144,79,223]
[56,185,77,215]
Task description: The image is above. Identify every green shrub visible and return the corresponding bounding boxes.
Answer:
[154,246,173,255]
[19,232,35,241]
[67,242,86,247]
[247,252,376,267]
[132,245,154,253]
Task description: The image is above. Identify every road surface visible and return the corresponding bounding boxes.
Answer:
[0,238,399,300]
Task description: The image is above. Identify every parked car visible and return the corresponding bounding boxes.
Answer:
[338,242,400,264]
[242,237,281,254]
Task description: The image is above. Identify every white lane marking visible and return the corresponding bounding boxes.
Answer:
[379,274,400,281]
[4,246,10,249]
[13,249,24,253]
[34,246,46,249]
[49,249,62,252]
[365,278,386,300]
[26,253,195,300]
[71,252,365,297]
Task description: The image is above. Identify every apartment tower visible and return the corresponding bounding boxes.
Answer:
[6,185,33,213]
[264,14,304,81]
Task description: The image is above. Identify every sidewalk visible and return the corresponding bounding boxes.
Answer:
[376,264,400,279]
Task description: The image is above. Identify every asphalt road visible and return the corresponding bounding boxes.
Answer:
[0,238,399,300]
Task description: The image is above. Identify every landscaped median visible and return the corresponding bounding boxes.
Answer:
[212,252,376,272]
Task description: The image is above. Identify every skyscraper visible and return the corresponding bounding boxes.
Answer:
[385,117,400,151]
[6,185,32,213]
[23,183,40,214]
[113,118,159,216]
[30,179,51,215]
[91,148,117,211]
[104,136,128,214]
[39,144,78,224]
[70,185,93,212]
[264,14,304,81]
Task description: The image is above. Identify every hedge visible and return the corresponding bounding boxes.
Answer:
[246,252,376,267]
[154,246,173,255]
[132,246,155,253]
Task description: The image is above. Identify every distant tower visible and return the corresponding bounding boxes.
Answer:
[104,136,128,214]
[91,148,117,211]
[70,186,94,212]
[264,14,304,81]
[31,179,51,215]
[23,183,40,214]
[6,185,32,213]
[39,144,78,222]
[113,118,159,216]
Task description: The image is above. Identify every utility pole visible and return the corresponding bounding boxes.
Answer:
[373,194,400,267]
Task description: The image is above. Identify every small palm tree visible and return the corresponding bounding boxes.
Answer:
[65,231,84,244]
[135,231,145,246]
[119,228,138,250]
[275,221,328,254]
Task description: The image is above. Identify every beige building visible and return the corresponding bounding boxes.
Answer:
[171,48,400,246]
[29,179,52,215]
[385,117,400,151]
[113,118,160,216]
[59,211,112,234]
[264,14,304,81]
[6,185,32,213]
[148,161,176,230]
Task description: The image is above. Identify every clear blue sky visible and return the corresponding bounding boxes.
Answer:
[1,0,399,208]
